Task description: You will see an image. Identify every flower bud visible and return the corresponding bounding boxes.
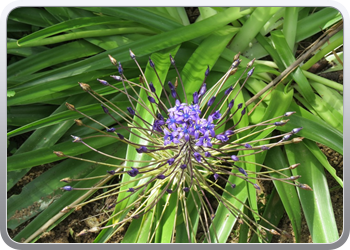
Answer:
[228,100,234,109]
[108,54,117,66]
[79,82,91,92]
[101,104,109,114]
[149,82,156,92]
[127,167,139,177]
[127,107,135,116]
[65,102,75,111]
[54,151,65,157]
[74,119,83,126]
[148,96,156,103]
[247,58,255,68]
[231,155,239,161]
[168,81,175,90]
[110,75,123,81]
[106,127,116,132]
[199,83,207,96]
[284,111,296,117]
[225,86,233,96]
[97,79,109,85]
[149,57,155,68]
[247,67,255,77]
[61,186,73,191]
[205,65,210,77]
[71,135,82,143]
[169,54,175,66]
[129,49,135,59]
[207,96,216,107]
[238,168,248,176]
[292,127,303,134]
[193,91,199,104]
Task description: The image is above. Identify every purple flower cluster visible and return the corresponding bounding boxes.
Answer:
[160,99,220,147]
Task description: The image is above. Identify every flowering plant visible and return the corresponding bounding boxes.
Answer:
[56,50,309,243]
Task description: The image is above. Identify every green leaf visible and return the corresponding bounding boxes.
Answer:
[285,142,339,243]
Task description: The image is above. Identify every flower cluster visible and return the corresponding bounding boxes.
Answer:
[55,50,311,243]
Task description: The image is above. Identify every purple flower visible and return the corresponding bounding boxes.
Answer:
[193,152,202,162]
[127,167,139,177]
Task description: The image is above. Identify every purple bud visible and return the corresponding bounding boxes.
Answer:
[244,143,252,148]
[149,57,155,68]
[171,89,177,99]
[216,134,228,142]
[194,152,202,162]
[71,135,82,143]
[193,91,199,104]
[166,189,173,194]
[254,184,261,190]
[274,121,285,126]
[232,59,241,68]
[117,133,124,140]
[231,184,236,188]
[241,107,246,115]
[157,113,164,120]
[169,54,175,66]
[149,82,156,93]
[212,110,221,120]
[127,188,135,192]
[205,66,210,77]
[183,187,190,192]
[129,49,135,59]
[118,62,123,75]
[106,127,116,132]
[261,145,269,151]
[168,81,175,90]
[101,104,109,114]
[136,146,147,153]
[225,130,234,136]
[205,151,211,157]
[231,155,239,161]
[207,96,216,106]
[127,107,135,116]
[284,111,296,117]
[228,99,234,109]
[238,168,248,176]
[237,103,243,109]
[214,173,219,180]
[107,170,116,175]
[157,175,165,179]
[97,79,109,85]
[148,96,156,103]
[180,164,187,169]
[61,186,73,191]
[225,86,233,95]
[127,167,139,177]
[247,67,255,77]
[167,158,175,165]
[283,134,291,141]
[199,83,207,96]
[292,127,303,134]
[110,75,123,81]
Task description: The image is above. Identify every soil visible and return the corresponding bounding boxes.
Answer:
[7,7,343,244]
